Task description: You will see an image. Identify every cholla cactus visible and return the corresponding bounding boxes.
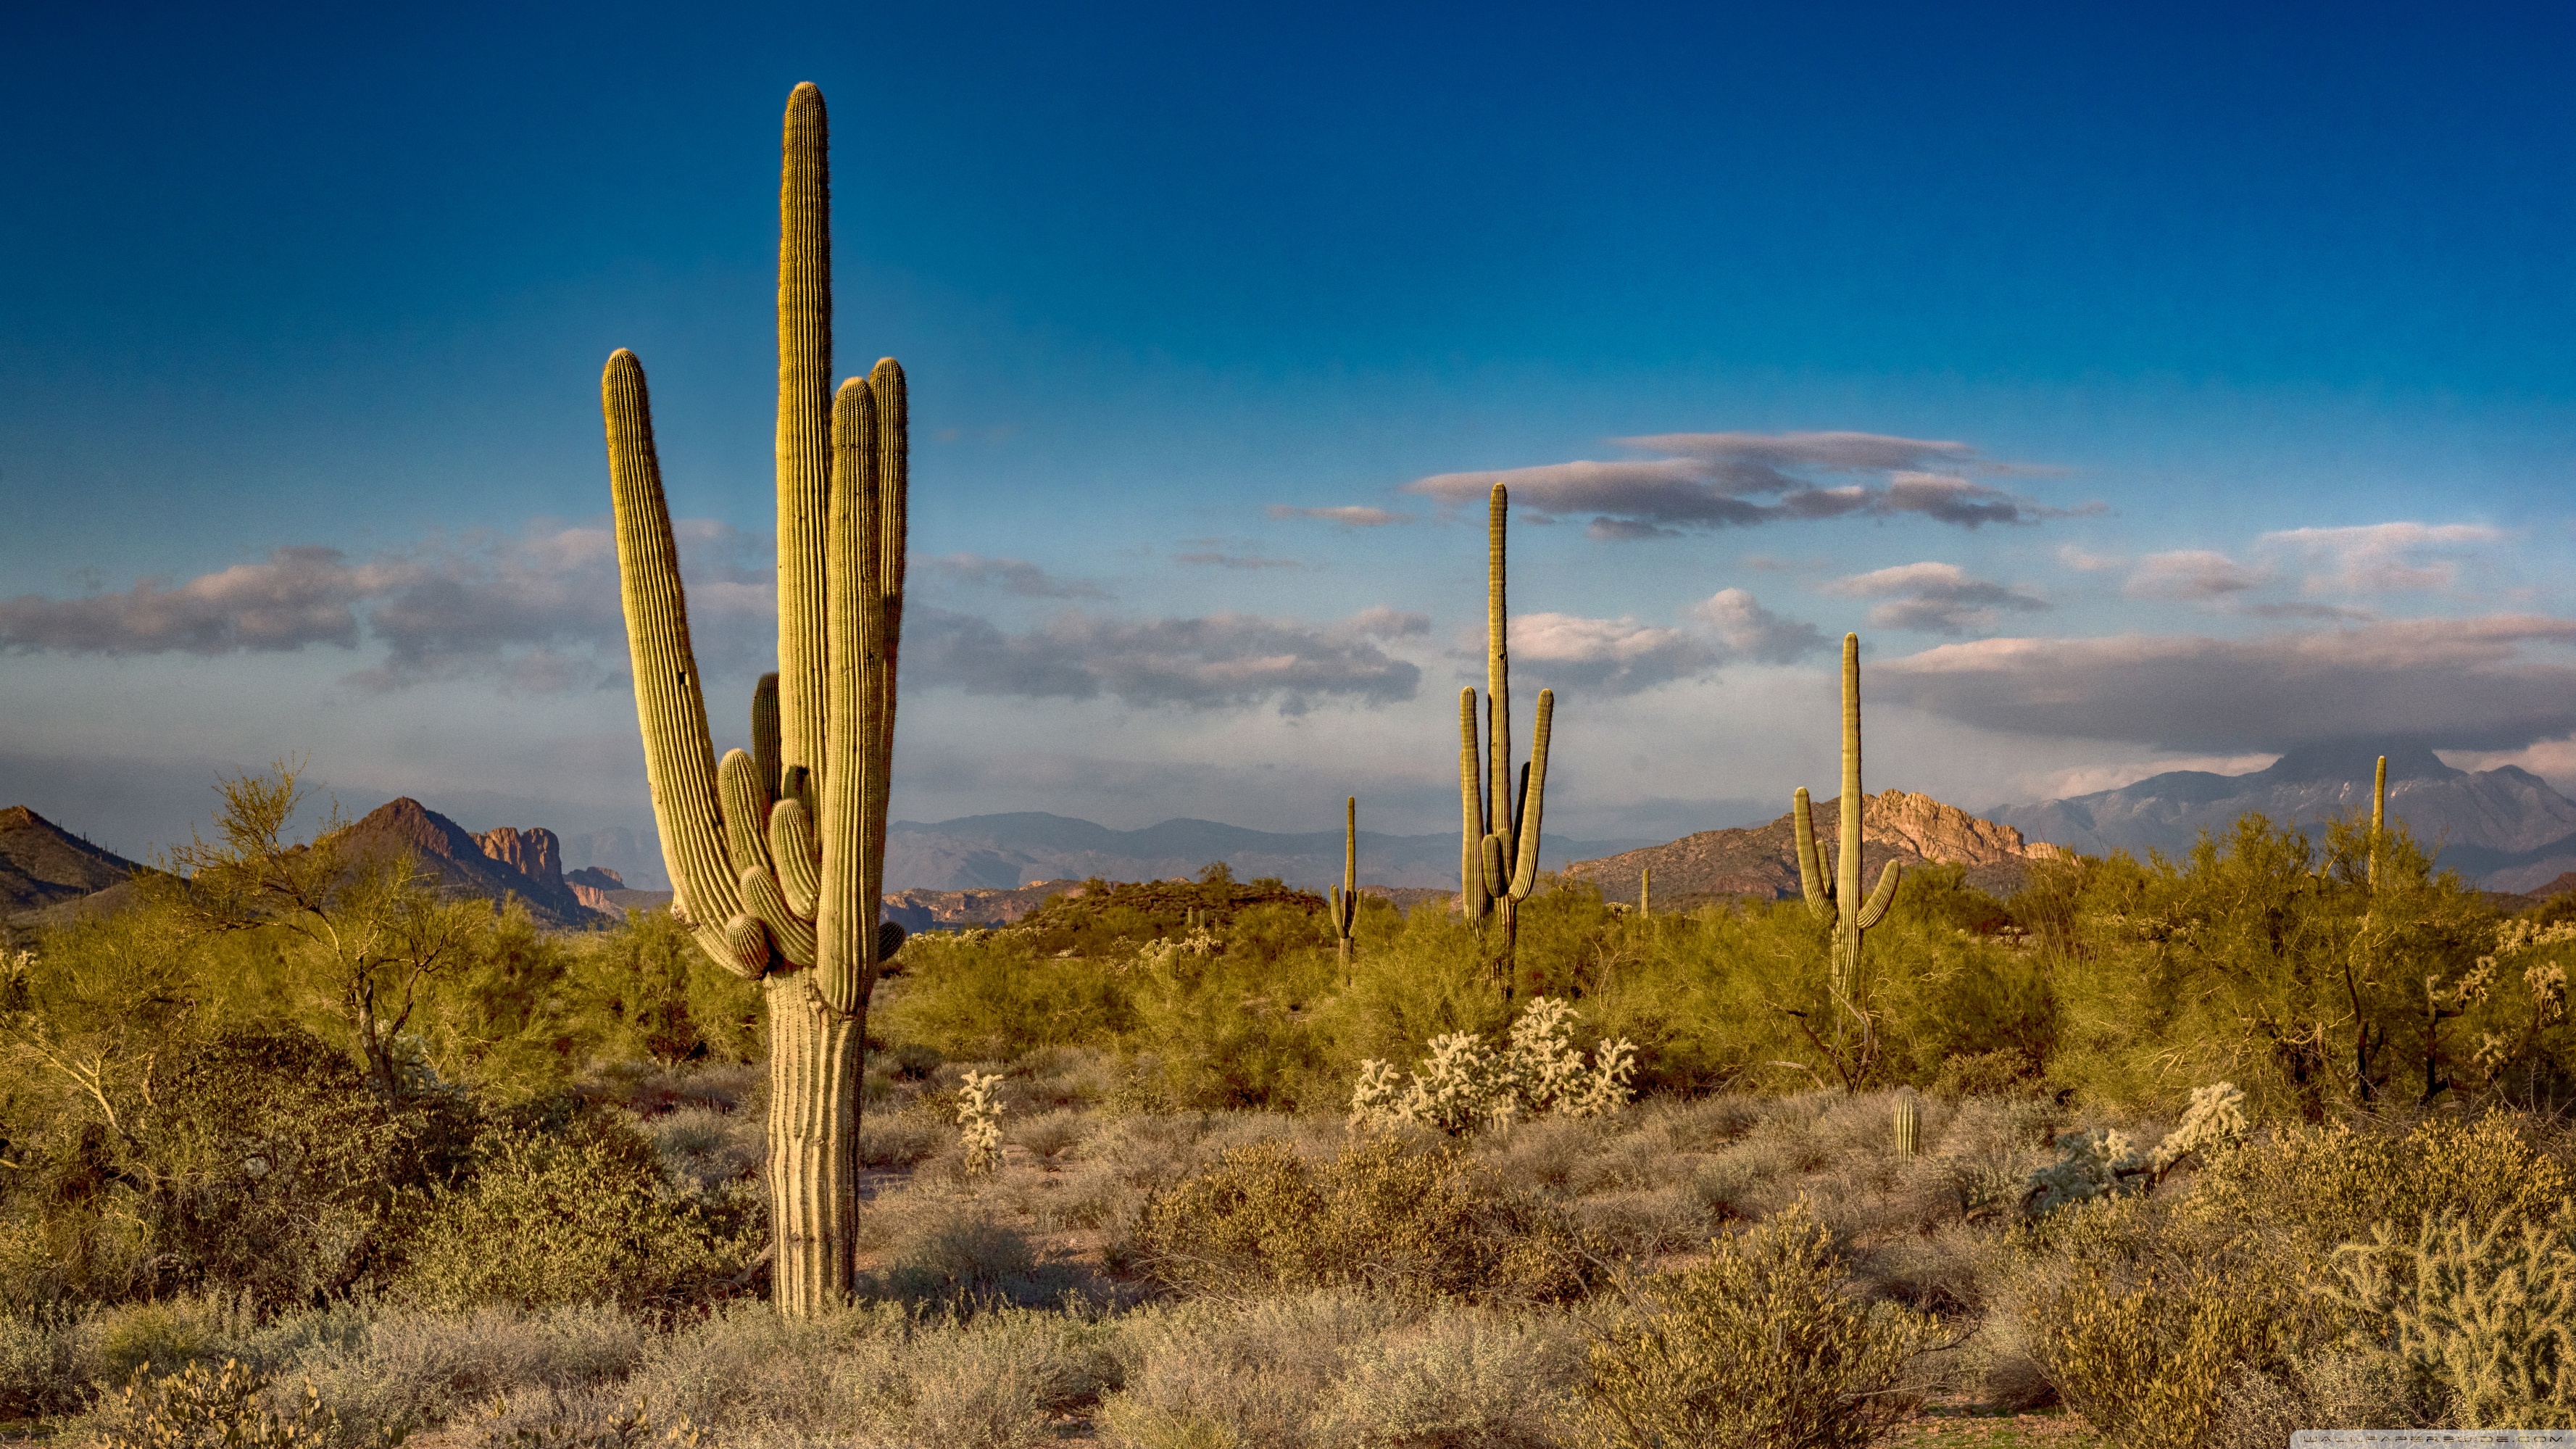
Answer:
[957,1071,1005,1179]
[2322,1210,2576,1425]
[1348,996,1635,1134]
[2023,1081,2248,1217]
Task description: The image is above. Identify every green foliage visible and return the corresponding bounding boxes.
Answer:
[1573,1202,1938,1449]
[562,910,764,1067]
[1134,1135,1598,1304]
[397,1110,759,1311]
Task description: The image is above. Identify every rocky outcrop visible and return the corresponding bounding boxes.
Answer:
[475,826,564,891]
[879,880,1086,933]
[566,865,625,890]
[1565,792,2064,908]
[332,800,607,927]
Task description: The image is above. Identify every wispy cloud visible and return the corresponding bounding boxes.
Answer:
[2257,521,2505,594]
[921,553,1110,599]
[2122,549,2270,601]
[905,605,1426,715]
[1266,505,1415,527]
[1175,551,1305,570]
[1876,614,2576,752]
[1403,431,2093,539]
[1821,561,2049,635]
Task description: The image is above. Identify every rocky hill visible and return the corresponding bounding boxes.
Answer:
[1988,743,2576,890]
[1566,791,2066,908]
[330,800,609,926]
[1,805,148,917]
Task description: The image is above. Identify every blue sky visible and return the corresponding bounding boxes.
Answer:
[5,1,2575,876]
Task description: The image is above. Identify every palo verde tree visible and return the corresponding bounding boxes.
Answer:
[602,82,907,1314]
[165,764,484,1103]
[1457,483,1554,987]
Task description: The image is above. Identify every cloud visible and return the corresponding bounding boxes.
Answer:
[1822,561,2049,635]
[1692,588,1830,663]
[1403,431,2090,539]
[1874,614,2576,752]
[0,520,776,692]
[921,553,1109,599]
[2056,544,2126,573]
[1175,552,1305,570]
[2257,522,2505,595]
[1505,613,1719,695]
[1267,505,1415,527]
[904,605,1427,715]
[2123,549,2270,601]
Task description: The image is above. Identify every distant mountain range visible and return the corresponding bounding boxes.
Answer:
[1987,743,2576,891]
[1565,791,2066,908]
[881,812,1647,892]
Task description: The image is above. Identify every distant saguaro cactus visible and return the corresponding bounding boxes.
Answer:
[1794,634,1901,1043]
[1329,796,1359,984]
[602,82,905,1316]
[1892,1090,1920,1161]
[2369,753,2388,890]
[1457,483,1555,982]
[1639,865,1651,921]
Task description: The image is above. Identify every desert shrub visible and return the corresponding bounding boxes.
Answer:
[88,1357,386,1449]
[878,930,1134,1061]
[1099,1290,1409,1449]
[1124,920,1337,1111]
[1572,1202,1938,1449]
[1134,1134,1597,1304]
[2180,1111,2573,1259]
[1314,1308,1584,1448]
[565,909,763,1067]
[399,1111,759,1311]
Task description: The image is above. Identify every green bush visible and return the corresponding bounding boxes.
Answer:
[1573,1201,1937,1449]
[1134,1135,1597,1304]
[90,1357,393,1449]
[398,1111,759,1311]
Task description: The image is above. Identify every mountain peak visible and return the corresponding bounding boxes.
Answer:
[2255,742,2459,785]
[1,803,146,916]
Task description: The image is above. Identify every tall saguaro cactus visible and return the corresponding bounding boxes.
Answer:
[1329,796,1358,983]
[2369,754,2388,889]
[602,82,906,1316]
[1793,634,1901,1035]
[1458,484,1555,976]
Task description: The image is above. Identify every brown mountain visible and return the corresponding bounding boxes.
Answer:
[330,799,607,926]
[1,805,147,916]
[1565,790,2067,909]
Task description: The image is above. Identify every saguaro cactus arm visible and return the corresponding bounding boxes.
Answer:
[1503,691,1553,902]
[604,351,763,979]
[1458,689,1489,919]
[2369,753,2388,889]
[1793,786,1832,921]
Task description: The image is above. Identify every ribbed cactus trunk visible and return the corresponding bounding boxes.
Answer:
[1330,796,1358,986]
[2369,753,2387,890]
[1794,634,1900,1067]
[1456,484,1553,994]
[603,83,907,1316]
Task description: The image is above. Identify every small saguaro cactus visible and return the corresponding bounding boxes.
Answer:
[602,82,905,1316]
[2369,753,2388,889]
[1892,1090,1920,1162]
[1329,796,1359,983]
[1794,634,1901,1029]
[1639,865,1651,921]
[1458,483,1555,977]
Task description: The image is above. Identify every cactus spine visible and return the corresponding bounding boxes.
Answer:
[1892,1090,1919,1161]
[1329,796,1359,984]
[1457,484,1554,979]
[603,82,905,1316]
[1794,634,1901,1028]
[2369,753,2387,889]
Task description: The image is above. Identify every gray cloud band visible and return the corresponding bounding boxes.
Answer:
[1404,431,2096,539]
[1875,616,2576,751]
